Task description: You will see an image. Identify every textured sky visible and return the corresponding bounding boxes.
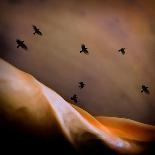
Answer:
[0,0,155,124]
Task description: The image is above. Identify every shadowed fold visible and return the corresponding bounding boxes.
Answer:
[0,58,155,154]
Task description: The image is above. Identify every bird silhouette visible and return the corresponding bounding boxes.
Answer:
[79,82,85,89]
[118,48,125,55]
[16,39,28,50]
[32,25,42,36]
[70,94,78,103]
[141,85,150,94]
[80,44,89,54]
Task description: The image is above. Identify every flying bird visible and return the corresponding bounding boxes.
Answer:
[16,39,28,50]
[79,82,85,89]
[32,25,42,36]
[141,85,150,94]
[70,94,78,103]
[80,44,89,54]
[118,48,125,55]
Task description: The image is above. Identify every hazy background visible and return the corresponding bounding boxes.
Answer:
[0,0,155,125]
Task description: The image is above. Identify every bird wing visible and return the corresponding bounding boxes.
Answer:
[81,44,85,48]
[122,51,125,55]
[22,44,28,50]
[32,25,37,30]
[84,50,89,54]
[38,31,42,35]
[145,90,150,94]
[16,39,20,43]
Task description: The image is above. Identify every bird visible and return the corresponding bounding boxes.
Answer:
[141,85,150,94]
[32,25,42,36]
[70,94,78,103]
[118,48,125,55]
[80,44,89,54]
[16,39,28,50]
[79,82,85,89]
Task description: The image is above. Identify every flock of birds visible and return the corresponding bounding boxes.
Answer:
[16,25,150,104]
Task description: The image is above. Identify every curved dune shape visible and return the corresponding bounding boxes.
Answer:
[72,105,155,141]
[96,117,155,142]
[0,58,155,154]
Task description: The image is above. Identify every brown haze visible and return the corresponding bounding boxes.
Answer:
[0,0,155,124]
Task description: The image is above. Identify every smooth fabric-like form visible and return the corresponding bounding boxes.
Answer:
[0,58,155,154]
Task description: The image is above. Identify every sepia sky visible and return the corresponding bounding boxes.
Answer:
[0,0,155,124]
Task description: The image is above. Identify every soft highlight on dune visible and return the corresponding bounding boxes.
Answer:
[0,58,155,154]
